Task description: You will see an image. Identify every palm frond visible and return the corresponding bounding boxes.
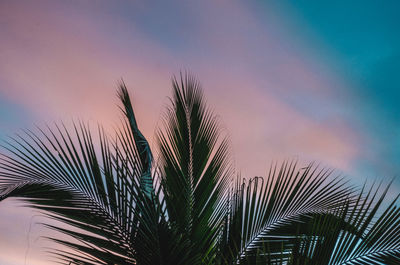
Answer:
[117,82,154,198]
[0,85,153,264]
[290,182,400,265]
[220,161,354,264]
[156,73,233,263]
[0,74,398,265]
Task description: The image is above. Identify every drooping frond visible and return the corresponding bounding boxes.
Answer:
[220,161,354,264]
[0,84,155,264]
[292,182,400,265]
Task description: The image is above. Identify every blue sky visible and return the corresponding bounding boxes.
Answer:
[254,0,400,178]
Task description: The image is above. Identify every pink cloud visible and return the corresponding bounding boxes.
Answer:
[0,0,362,187]
[0,1,364,264]
[194,72,359,178]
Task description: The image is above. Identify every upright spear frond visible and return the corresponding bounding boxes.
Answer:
[157,73,233,263]
[117,81,154,198]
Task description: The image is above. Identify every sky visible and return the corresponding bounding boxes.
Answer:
[0,0,399,264]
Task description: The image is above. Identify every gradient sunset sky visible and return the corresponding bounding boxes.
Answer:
[0,1,399,264]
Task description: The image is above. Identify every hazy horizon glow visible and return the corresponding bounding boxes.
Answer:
[0,1,399,264]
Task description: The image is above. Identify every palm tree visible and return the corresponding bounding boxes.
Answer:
[0,73,399,264]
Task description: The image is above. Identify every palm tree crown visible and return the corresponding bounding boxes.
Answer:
[0,74,399,264]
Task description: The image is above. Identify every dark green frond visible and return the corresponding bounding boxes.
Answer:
[157,73,233,263]
[0,74,398,265]
[0,84,157,264]
[290,182,400,265]
[220,162,354,264]
[117,82,154,198]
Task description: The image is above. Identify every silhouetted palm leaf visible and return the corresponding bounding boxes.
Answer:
[156,74,232,264]
[0,73,398,265]
[218,162,353,264]
[290,182,400,264]
[0,87,152,264]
